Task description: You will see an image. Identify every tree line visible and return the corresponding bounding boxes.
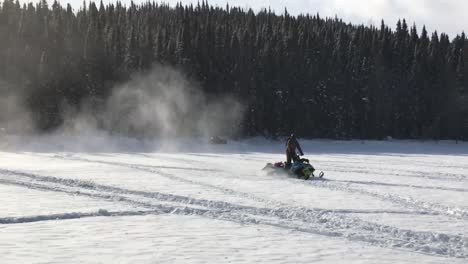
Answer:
[0,0,467,139]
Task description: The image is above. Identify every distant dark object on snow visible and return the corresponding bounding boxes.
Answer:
[209,136,227,144]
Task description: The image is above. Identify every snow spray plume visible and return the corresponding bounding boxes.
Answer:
[0,79,34,136]
[0,66,245,151]
[52,65,245,150]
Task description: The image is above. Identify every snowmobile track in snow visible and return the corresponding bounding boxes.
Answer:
[330,179,468,193]
[326,166,468,182]
[0,209,165,225]
[319,159,468,182]
[304,178,468,219]
[40,154,282,206]
[1,168,467,259]
[40,154,468,220]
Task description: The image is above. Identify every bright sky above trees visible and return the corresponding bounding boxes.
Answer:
[28,0,467,37]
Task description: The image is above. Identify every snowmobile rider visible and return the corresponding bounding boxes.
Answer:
[285,133,304,169]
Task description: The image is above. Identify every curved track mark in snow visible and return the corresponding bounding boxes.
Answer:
[1,169,467,259]
[43,155,284,207]
[0,169,434,218]
[324,165,468,182]
[0,178,174,211]
[331,179,468,193]
[40,154,468,220]
[0,209,163,224]
[305,178,468,219]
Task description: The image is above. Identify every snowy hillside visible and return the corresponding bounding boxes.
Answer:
[0,138,467,263]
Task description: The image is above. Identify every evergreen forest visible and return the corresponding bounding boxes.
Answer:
[1,0,467,140]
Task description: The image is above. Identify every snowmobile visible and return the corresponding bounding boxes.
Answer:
[262,158,324,180]
[209,136,227,144]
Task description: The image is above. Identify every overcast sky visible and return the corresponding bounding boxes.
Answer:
[34,0,467,37]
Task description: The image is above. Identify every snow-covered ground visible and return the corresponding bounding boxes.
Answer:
[1,137,467,263]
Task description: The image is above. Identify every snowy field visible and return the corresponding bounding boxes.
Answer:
[0,137,467,263]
